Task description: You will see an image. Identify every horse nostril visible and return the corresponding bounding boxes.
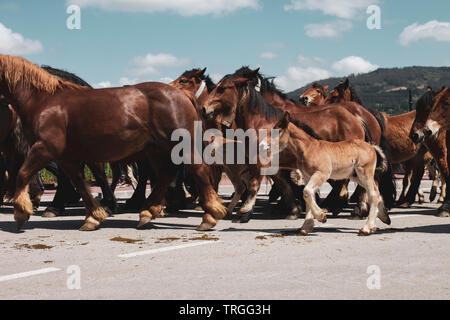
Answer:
[411,133,419,142]
[424,129,432,136]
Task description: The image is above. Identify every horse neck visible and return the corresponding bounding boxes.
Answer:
[286,122,317,155]
[0,82,40,124]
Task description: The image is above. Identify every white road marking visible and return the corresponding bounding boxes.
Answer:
[390,215,416,219]
[0,267,61,283]
[118,241,218,258]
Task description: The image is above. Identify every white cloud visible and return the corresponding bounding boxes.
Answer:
[274,55,378,92]
[159,77,174,84]
[95,81,112,88]
[118,77,138,86]
[305,20,353,38]
[284,0,378,19]
[332,56,378,75]
[0,23,43,55]
[68,0,260,16]
[399,20,450,46]
[129,53,189,76]
[260,52,278,59]
[275,66,332,92]
[210,73,224,83]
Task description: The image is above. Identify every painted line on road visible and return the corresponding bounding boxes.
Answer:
[117,241,219,259]
[0,267,61,283]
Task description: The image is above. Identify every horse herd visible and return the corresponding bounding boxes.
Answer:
[0,54,449,236]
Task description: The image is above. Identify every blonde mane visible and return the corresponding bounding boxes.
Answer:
[0,54,84,94]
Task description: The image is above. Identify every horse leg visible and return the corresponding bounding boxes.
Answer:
[187,163,227,231]
[428,161,439,202]
[300,172,328,236]
[90,162,118,215]
[271,174,301,219]
[403,154,426,207]
[236,170,262,224]
[352,187,369,220]
[13,142,53,230]
[439,177,446,203]
[137,159,177,228]
[58,162,108,231]
[124,160,151,211]
[224,166,246,218]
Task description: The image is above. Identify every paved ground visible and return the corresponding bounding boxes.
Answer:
[0,181,449,300]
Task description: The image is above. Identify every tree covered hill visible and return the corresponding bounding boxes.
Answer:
[286,66,450,115]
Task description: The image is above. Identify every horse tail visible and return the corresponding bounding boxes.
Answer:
[372,143,397,211]
[4,118,29,200]
[358,117,373,143]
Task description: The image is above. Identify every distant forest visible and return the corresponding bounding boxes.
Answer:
[287,66,450,115]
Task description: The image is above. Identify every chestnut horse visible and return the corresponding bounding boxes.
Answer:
[0,54,226,232]
[411,86,450,217]
[202,76,392,236]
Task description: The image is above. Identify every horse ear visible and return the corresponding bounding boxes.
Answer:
[246,67,260,80]
[323,85,329,93]
[275,111,290,130]
[195,68,207,77]
[344,79,350,89]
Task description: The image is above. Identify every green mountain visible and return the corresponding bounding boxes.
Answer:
[286,66,450,115]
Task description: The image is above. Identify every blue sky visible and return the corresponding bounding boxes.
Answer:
[0,0,449,91]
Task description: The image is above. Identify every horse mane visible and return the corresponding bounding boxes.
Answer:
[224,70,322,140]
[333,81,365,106]
[234,66,293,102]
[0,55,85,94]
[181,68,216,92]
[41,66,93,89]
[415,90,436,111]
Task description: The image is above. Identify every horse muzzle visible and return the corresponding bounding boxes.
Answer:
[410,131,424,143]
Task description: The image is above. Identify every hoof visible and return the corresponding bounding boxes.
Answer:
[16,219,28,232]
[398,202,411,209]
[299,219,315,235]
[436,210,450,218]
[238,210,253,224]
[299,229,310,236]
[42,210,57,218]
[317,214,327,224]
[79,222,99,232]
[137,215,152,229]
[358,227,376,236]
[196,222,216,231]
[194,205,203,212]
[378,212,391,225]
[285,214,299,221]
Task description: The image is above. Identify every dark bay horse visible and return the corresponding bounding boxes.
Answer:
[411,87,450,217]
[0,54,226,231]
[202,75,392,236]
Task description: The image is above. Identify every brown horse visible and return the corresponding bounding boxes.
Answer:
[172,68,270,223]
[202,76,392,236]
[412,87,450,217]
[0,54,226,232]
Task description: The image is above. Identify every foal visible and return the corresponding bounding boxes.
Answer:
[276,113,391,235]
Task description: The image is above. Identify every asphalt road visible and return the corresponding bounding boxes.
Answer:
[0,181,449,300]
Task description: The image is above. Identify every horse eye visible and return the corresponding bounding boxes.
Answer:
[180,79,189,84]
[217,87,225,94]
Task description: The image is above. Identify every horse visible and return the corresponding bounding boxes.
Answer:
[202,75,392,236]
[0,66,118,217]
[0,54,226,232]
[411,86,450,217]
[327,80,448,206]
[172,68,270,223]
[235,67,395,217]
